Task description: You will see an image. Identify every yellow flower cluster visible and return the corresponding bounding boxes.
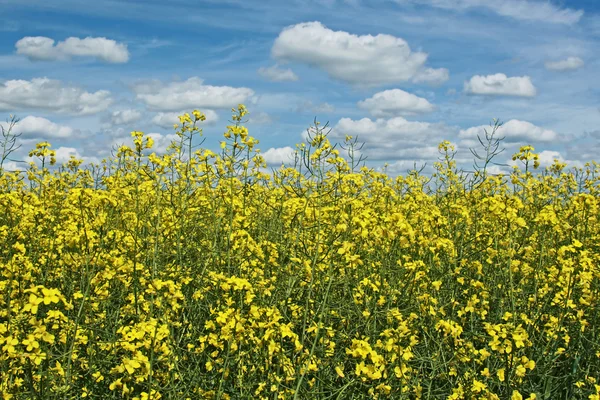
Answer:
[0,104,599,399]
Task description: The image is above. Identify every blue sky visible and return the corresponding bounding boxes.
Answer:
[1,0,599,176]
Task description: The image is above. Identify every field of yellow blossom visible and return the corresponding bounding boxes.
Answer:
[1,105,599,399]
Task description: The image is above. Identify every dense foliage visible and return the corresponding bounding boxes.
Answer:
[1,106,599,399]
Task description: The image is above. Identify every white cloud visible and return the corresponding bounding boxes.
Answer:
[110,109,143,126]
[247,111,273,125]
[484,164,511,175]
[15,36,129,63]
[53,147,80,164]
[330,116,455,160]
[457,138,478,148]
[0,78,112,115]
[545,56,584,71]
[24,146,100,167]
[271,21,449,87]
[459,119,558,143]
[411,67,450,86]
[261,146,296,165]
[0,116,75,139]
[0,160,23,172]
[357,89,435,117]
[258,64,299,82]
[132,77,255,111]
[507,150,583,169]
[151,109,219,129]
[395,0,583,25]
[464,73,536,97]
[146,133,181,154]
[151,113,178,129]
[536,150,564,168]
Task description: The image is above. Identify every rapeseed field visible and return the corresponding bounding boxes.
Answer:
[1,105,599,399]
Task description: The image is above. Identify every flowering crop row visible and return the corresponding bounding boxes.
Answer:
[0,106,599,399]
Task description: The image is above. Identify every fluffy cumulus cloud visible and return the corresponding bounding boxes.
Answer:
[330,116,455,161]
[357,89,435,117]
[459,119,558,143]
[110,109,143,126]
[53,147,81,164]
[258,64,299,82]
[464,73,536,97]
[545,56,584,71]
[0,116,75,139]
[271,21,449,87]
[476,164,511,176]
[536,150,579,168]
[0,78,112,115]
[146,133,181,154]
[247,111,273,125]
[261,146,296,165]
[411,67,450,86]
[25,146,100,167]
[394,0,583,25]
[151,109,219,129]
[0,160,22,172]
[15,36,129,63]
[132,77,255,111]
